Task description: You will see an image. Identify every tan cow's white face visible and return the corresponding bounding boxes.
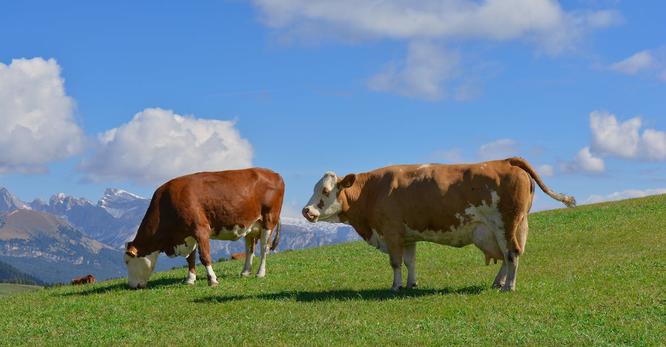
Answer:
[302,172,355,223]
[124,244,159,289]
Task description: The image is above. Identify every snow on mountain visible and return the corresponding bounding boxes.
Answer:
[97,188,147,219]
[0,187,30,212]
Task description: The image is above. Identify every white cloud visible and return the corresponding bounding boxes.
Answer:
[610,50,655,74]
[80,108,253,184]
[252,0,618,50]
[478,139,520,160]
[609,48,666,81]
[538,164,555,177]
[590,110,666,161]
[585,188,666,204]
[368,42,460,100]
[561,147,605,174]
[252,0,620,99]
[0,57,85,173]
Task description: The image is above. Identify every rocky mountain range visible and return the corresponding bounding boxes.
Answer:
[0,186,359,284]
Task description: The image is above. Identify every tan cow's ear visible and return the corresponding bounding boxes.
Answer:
[337,174,356,189]
[125,244,138,258]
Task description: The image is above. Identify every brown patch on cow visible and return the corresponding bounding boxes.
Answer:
[71,274,96,285]
[128,168,284,268]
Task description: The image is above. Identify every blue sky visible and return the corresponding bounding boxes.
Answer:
[1,0,665,215]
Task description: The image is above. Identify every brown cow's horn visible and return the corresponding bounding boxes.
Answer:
[126,245,138,257]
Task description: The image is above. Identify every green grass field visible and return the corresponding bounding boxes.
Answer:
[1,195,664,346]
[0,283,42,298]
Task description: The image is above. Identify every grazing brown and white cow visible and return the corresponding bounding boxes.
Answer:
[302,158,575,292]
[124,168,284,289]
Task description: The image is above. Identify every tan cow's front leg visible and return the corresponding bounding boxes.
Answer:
[256,229,270,278]
[185,251,197,285]
[403,243,417,289]
[384,228,405,292]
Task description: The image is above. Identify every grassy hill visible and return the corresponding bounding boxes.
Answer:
[0,283,42,298]
[0,195,664,346]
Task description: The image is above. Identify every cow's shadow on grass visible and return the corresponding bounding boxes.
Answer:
[194,284,486,303]
[58,277,184,297]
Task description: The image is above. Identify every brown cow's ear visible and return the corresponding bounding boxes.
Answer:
[126,244,138,258]
[337,174,356,189]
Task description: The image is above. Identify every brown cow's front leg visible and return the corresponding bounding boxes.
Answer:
[185,251,197,285]
[196,237,219,287]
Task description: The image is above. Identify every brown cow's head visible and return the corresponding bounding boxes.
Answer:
[302,171,355,223]
[124,242,159,289]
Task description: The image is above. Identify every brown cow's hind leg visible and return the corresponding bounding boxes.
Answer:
[185,251,197,285]
[241,236,256,277]
[256,228,270,278]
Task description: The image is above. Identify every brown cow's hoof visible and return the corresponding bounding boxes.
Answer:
[500,286,515,292]
[208,280,219,287]
[391,286,403,292]
[492,282,504,289]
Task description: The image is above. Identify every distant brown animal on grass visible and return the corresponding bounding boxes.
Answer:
[230,252,247,261]
[71,274,96,285]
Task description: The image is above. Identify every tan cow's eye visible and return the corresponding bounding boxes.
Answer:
[322,188,330,196]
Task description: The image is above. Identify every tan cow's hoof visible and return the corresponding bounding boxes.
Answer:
[407,282,418,289]
[240,271,251,277]
[256,272,266,278]
[391,286,403,292]
[208,280,219,287]
[500,286,515,292]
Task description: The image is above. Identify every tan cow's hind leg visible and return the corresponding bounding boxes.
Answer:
[185,251,197,285]
[403,243,417,289]
[256,229,270,278]
[241,236,256,277]
[492,262,508,289]
[500,215,528,292]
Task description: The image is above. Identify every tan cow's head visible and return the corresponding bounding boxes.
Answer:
[302,171,355,223]
[124,243,159,289]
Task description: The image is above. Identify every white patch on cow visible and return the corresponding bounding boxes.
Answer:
[185,270,196,285]
[125,251,159,289]
[303,172,344,222]
[367,230,389,253]
[418,164,430,169]
[172,236,197,257]
[212,219,263,241]
[403,191,506,254]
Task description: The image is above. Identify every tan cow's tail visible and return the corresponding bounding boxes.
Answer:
[507,157,576,208]
[270,221,281,251]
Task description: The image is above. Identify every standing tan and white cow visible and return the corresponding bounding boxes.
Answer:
[302,158,575,292]
[124,168,284,289]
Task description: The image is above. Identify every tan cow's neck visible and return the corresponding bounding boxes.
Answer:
[338,173,373,240]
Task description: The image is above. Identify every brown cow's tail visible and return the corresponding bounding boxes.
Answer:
[507,157,576,208]
[270,221,281,251]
